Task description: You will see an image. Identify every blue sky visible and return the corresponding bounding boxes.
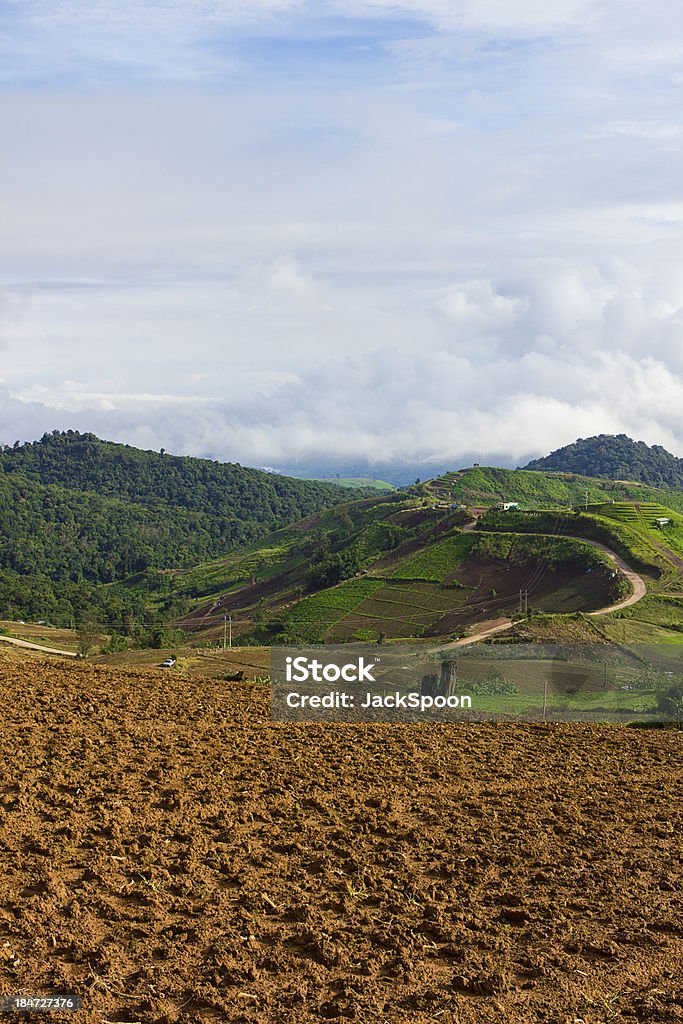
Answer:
[1,0,683,471]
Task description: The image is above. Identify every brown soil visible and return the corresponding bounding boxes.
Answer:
[0,653,681,1024]
[386,509,444,529]
[423,558,613,637]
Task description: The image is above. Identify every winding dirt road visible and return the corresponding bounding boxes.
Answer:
[442,529,649,648]
[576,538,647,615]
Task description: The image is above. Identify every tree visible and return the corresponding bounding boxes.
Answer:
[77,620,98,658]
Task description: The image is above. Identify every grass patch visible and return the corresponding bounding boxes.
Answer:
[386,533,476,581]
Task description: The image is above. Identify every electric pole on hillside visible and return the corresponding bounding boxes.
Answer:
[223,614,227,650]
[585,489,589,511]
[518,589,528,615]
[229,615,232,649]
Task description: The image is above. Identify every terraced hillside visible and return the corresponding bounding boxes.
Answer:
[167,499,626,645]
[270,530,620,643]
[478,504,683,647]
[587,502,683,561]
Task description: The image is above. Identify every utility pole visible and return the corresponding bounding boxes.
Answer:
[585,489,589,511]
[229,615,232,649]
[223,614,227,650]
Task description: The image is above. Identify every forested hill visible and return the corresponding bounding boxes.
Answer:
[522,434,683,490]
[0,431,361,528]
[0,431,371,629]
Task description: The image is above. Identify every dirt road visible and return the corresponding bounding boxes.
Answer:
[446,618,515,647]
[0,634,77,657]
[440,532,648,648]
[574,538,648,615]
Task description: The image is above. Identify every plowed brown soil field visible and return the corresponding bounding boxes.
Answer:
[0,652,681,1024]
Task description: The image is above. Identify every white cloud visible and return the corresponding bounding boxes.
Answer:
[1,0,683,472]
[3,271,682,469]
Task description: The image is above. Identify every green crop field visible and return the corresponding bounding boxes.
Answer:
[276,578,384,643]
[327,581,470,640]
[469,688,660,718]
[601,619,683,646]
[386,533,476,581]
[587,502,683,558]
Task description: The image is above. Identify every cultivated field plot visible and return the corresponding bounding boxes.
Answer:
[0,655,681,1024]
[327,582,470,641]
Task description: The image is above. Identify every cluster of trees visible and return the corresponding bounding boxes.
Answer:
[0,567,184,639]
[523,434,683,489]
[306,520,408,589]
[0,474,256,582]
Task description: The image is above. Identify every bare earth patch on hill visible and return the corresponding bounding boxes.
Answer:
[0,655,681,1024]
[422,557,613,636]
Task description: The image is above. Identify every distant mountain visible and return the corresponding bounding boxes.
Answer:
[522,434,683,490]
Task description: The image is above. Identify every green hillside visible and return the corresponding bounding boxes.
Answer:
[427,465,683,511]
[158,493,626,645]
[586,502,683,558]
[477,505,681,582]
[0,432,373,629]
[164,486,683,647]
[476,502,683,646]
[523,433,683,489]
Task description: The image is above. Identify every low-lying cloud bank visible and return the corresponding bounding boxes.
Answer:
[2,258,682,477]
